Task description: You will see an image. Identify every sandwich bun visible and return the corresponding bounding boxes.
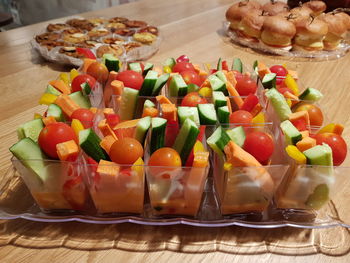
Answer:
[289,6,314,25]
[303,1,327,16]
[262,1,289,16]
[226,2,257,30]
[261,16,296,47]
[318,13,347,50]
[334,12,350,30]
[238,9,266,39]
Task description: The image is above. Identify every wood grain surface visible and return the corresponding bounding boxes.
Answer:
[0,0,350,262]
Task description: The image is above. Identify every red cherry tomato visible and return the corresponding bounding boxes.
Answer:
[38,122,78,159]
[116,70,144,90]
[229,110,253,126]
[293,103,323,126]
[71,74,97,92]
[276,77,286,86]
[278,87,294,95]
[270,65,288,77]
[181,92,207,107]
[235,76,257,96]
[109,138,143,165]
[71,108,95,128]
[176,55,190,63]
[180,70,202,86]
[233,71,244,82]
[315,133,347,166]
[243,131,274,164]
[172,62,195,73]
[222,60,229,71]
[86,62,109,83]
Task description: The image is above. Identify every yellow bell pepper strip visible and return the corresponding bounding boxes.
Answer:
[285,145,306,164]
[198,87,212,97]
[49,80,71,94]
[71,119,85,137]
[163,65,172,73]
[56,140,79,161]
[193,151,209,168]
[252,111,265,125]
[286,98,292,108]
[59,72,70,86]
[223,162,233,171]
[70,68,79,82]
[284,74,300,96]
[317,123,344,136]
[55,94,80,117]
[39,93,57,105]
[132,157,144,176]
[193,140,205,153]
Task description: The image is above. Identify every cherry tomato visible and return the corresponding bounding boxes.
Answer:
[180,70,202,86]
[109,138,143,165]
[293,103,323,126]
[86,62,109,83]
[176,55,190,63]
[222,60,229,71]
[243,131,274,164]
[270,65,288,77]
[235,76,257,96]
[116,70,144,90]
[229,110,253,126]
[71,108,94,128]
[71,74,96,92]
[278,87,293,95]
[276,77,286,86]
[315,133,347,166]
[233,71,244,82]
[38,122,78,159]
[172,62,195,73]
[181,92,207,107]
[148,147,182,172]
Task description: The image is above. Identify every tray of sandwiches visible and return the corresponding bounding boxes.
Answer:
[224,0,350,59]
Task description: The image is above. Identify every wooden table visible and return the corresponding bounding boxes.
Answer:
[0,0,349,262]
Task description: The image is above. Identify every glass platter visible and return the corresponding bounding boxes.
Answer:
[223,22,350,61]
[1,162,350,229]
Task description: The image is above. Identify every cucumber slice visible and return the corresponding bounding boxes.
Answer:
[17,119,44,142]
[47,103,65,122]
[216,71,227,83]
[169,74,187,97]
[119,87,139,120]
[299,87,323,102]
[217,106,230,124]
[143,62,154,76]
[135,116,151,144]
[197,104,217,125]
[79,128,109,162]
[280,120,302,145]
[212,91,227,109]
[45,84,62,96]
[207,126,231,155]
[163,58,176,69]
[69,91,91,109]
[232,58,243,73]
[226,126,246,147]
[303,144,333,166]
[262,73,277,89]
[80,82,92,96]
[152,73,170,96]
[128,62,142,73]
[177,106,200,126]
[103,53,120,72]
[208,75,226,93]
[173,118,200,164]
[253,60,258,72]
[217,58,222,70]
[265,88,292,121]
[187,83,200,93]
[150,117,167,154]
[143,99,156,109]
[305,184,329,209]
[139,70,158,96]
[10,138,47,181]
